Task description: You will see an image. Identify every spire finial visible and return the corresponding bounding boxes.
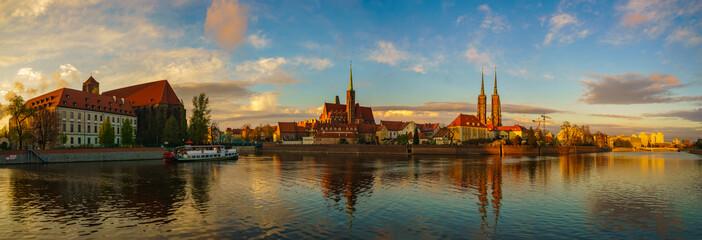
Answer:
[349,60,353,91]
[493,66,498,95]
[480,67,485,95]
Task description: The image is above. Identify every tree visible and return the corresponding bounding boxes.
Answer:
[694,138,702,149]
[99,118,115,147]
[188,93,211,144]
[58,133,68,146]
[121,118,134,146]
[557,121,583,146]
[412,128,420,145]
[396,134,409,145]
[262,124,275,141]
[524,127,537,147]
[511,135,522,146]
[32,109,60,149]
[162,116,179,146]
[443,127,457,145]
[8,95,34,149]
[357,135,366,144]
[179,103,188,144]
[613,139,632,148]
[209,122,220,144]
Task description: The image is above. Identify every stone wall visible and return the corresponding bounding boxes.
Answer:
[0,148,163,165]
[262,143,408,154]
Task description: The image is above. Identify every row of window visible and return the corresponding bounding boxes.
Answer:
[62,122,135,135]
[67,136,122,145]
[61,111,133,125]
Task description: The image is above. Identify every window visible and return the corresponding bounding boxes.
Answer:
[62,123,66,132]
[95,138,98,144]
[70,124,74,133]
[78,138,81,145]
[87,125,90,133]
[61,111,66,118]
[78,113,81,119]
[70,137,74,144]
[78,124,81,133]
[88,138,91,144]
[95,126,97,133]
[87,115,90,120]
[100,116,103,121]
[70,112,74,119]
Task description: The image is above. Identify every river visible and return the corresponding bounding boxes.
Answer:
[1,152,700,239]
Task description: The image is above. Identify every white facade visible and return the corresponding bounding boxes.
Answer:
[57,106,137,147]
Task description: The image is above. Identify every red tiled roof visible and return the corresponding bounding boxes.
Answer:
[409,132,428,139]
[26,88,136,116]
[102,80,181,107]
[320,103,375,123]
[448,114,487,128]
[83,76,98,85]
[434,128,448,137]
[227,128,243,134]
[497,125,523,132]
[357,123,377,133]
[380,120,409,131]
[278,122,307,133]
[416,123,440,132]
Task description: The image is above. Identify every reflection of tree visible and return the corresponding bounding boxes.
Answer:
[189,163,214,214]
[319,156,376,229]
[448,156,503,237]
[8,162,188,225]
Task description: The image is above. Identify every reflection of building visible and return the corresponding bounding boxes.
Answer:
[448,157,502,234]
[23,76,138,147]
[319,156,376,229]
[103,80,184,146]
[636,132,665,147]
[448,114,488,142]
[610,135,642,148]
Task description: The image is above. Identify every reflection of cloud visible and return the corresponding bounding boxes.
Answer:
[580,72,702,104]
[204,0,248,51]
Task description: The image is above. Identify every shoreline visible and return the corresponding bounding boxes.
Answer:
[261,143,610,156]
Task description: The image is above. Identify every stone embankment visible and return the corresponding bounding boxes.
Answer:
[262,143,609,156]
[0,148,164,165]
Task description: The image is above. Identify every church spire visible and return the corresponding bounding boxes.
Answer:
[349,61,353,91]
[480,67,485,95]
[493,67,498,95]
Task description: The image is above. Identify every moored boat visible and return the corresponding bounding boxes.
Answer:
[163,145,238,163]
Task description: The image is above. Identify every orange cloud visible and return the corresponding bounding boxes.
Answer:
[204,0,248,51]
[622,13,647,27]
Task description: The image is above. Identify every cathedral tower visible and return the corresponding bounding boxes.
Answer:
[491,68,502,127]
[346,62,356,124]
[82,75,99,94]
[477,68,487,124]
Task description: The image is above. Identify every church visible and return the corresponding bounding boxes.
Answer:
[477,68,502,127]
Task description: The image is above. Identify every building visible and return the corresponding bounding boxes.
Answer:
[313,63,377,144]
[275,122,308,142]
[225,128,243,140]
[24,76,138,147]
[447,114,488,143]
[477,69,502,132]
[432,128,451,145]
[376,120,416,141]
[102,80,184,146]
[487,125,524,140]
[416,123,441,138]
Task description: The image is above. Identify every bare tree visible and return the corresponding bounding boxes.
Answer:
[32,109,60,149]
[209,121,220,144]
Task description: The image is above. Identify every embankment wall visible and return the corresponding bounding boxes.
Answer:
[0,148,164,165]
[262,143,609,155]
[262,143,409,154]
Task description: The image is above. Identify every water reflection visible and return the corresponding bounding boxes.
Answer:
[0,152,700,239]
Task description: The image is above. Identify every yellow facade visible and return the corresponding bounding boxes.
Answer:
[449,126,488,142]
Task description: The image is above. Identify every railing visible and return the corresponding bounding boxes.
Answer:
[28,148,47,163]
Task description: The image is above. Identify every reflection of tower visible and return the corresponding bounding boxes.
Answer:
[448,156,503,236]
[346,62,356,124]
[491,68,502,127]
[477,69,487,124]
[319,156,375,229]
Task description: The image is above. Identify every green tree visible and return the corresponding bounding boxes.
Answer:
[99,118,115,147]
[58,133,68,146]
[162,116,179,146]
[511,135,522,146]
[396,134,409,145]
[412,128,420,145]
[188,93,211,144]
[121,118,134,146]
[8,95,35,149]
[179,103,188,144]
[694,138,702,149]
[357,135,366,144]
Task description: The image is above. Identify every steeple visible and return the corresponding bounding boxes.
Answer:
[480,68,485,95]
[349,61,353,91]
[493,67,498,95]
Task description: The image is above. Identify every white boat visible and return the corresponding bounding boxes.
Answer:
[163,145,238,162]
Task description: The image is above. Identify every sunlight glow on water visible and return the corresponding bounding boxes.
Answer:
[0,152,701,239]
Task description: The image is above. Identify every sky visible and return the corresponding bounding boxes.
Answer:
[0,0,701,140]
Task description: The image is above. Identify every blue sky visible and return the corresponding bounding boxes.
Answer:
[0,0,700,140]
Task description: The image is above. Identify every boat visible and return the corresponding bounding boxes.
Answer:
[163,145,238,163]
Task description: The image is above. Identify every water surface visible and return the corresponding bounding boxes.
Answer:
[1,152,701,239]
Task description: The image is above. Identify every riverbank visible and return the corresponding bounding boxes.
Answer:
[690,149,702,155]
[262,143,609,156]
[0,148,164,165]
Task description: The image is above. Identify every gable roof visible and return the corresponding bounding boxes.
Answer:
[448,114,486,128]
[26,88,136,116]
[102,80,181,107]
[83,76,98,85]
[434,128,448,138]
[416,123,440,132]
[277,122,307,133]
[320,103,375,123]
[380,120,410,131]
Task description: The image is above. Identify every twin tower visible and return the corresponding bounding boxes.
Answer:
[477,69,502,127]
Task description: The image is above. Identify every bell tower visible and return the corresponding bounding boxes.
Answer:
[477,68,487,124]
[491,67,502,127]
[82,75,100,94]
[346,61,356,124]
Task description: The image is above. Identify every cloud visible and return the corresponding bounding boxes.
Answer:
[501,104,565,114]
[373,102,564,114]
[247,31,270,49]
[589,114,643,120]
[478,4,510,33]
[171,81,252,100]
[235,57,305,86]
[605,0,702,45]
[246,91,280,111]
[204,0,248,51]
[580,72,702,104]
[367,41,408,66]
[643,108,702,124]
[666,27,702,47]
[543,73,555,79]
[464,46,493,67]
[543,13,590,46]
[295,57,333,70]
[455,15,466,26]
